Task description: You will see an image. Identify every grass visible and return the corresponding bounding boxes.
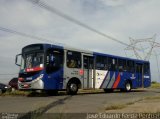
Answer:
[125,102,135,105]
[105,104,126,110]
[0,90,64,97]
[151,81,160,88]
[105,96,160,111]
[0,90,31,96]
[78,89,104,94]
[145,96,160,100]
[105,99,143,111]
[0,90,48,97]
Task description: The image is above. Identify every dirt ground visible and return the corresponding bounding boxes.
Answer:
[106,98,160,113]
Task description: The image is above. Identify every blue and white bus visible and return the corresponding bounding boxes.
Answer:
[15,43,151,95]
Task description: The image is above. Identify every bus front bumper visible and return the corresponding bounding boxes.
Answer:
[18,78,44,90]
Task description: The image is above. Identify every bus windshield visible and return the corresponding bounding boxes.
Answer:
[21,52,44,71]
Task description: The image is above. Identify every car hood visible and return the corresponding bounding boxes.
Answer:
[0,83,10,89]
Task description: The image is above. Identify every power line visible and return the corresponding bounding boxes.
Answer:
[28,0,130,47]
[125,35,160,60]
[0,26,63,76]
[0,26,86,51]
[0,26,62,45]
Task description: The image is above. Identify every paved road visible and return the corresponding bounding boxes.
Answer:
[0,88,160,114]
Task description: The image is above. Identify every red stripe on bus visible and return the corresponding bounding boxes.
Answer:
[26,67,43,72]
[112,73,120,88]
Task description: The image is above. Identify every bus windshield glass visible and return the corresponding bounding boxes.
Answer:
[21,52,44,71]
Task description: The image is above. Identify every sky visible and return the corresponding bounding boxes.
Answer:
[0,0,160,84]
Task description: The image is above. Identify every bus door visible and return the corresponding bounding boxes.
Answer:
[83,55,94,89]
[136,63,144,87]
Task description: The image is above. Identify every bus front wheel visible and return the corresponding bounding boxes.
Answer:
[67,82,78,95]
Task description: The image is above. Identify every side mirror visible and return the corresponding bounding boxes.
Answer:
[15,54,21,66]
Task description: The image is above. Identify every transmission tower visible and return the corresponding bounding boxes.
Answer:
[124,34,160,82]
[125,34,159,60]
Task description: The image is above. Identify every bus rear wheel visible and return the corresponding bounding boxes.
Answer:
[67,82,78,95]
[124,81,132,92]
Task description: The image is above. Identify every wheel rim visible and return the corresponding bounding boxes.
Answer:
[126,83,131,91]
[70,83,77,92]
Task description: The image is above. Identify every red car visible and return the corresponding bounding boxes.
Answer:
[8,78,18,90]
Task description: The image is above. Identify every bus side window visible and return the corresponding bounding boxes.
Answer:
[96,56,107,70]
[118,59,126,72]
[46,49,64,73]
[108,57,117,71]
[127,60,135,73]
[136,64,142,73]
[84,56,94,69]
[144,63,150,74]
[67,51,81,68]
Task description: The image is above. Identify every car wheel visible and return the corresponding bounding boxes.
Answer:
[67,82,78,95]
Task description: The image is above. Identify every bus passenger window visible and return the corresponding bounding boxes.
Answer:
[118,59,126,72]
[46,49,64,73]
[67,51,81,68]
[84,57,88,69]
[68,60,76,68]
[127,60,135,73]
[95,56,107,70]
[108,57,117,71]
[144,63,150,74]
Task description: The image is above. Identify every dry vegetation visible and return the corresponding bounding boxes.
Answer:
[151,81,160,88]
[105,99,143,111]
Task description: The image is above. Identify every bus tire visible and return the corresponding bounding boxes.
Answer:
[67,82,78,95]
[124,81,132,92]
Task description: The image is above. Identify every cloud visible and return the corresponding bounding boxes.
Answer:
[100,0,131,7]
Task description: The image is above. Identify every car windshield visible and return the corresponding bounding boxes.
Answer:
[21,52,44,69]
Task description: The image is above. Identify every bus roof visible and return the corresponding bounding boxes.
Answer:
[23,43,149,63]
[94,52,149,63]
